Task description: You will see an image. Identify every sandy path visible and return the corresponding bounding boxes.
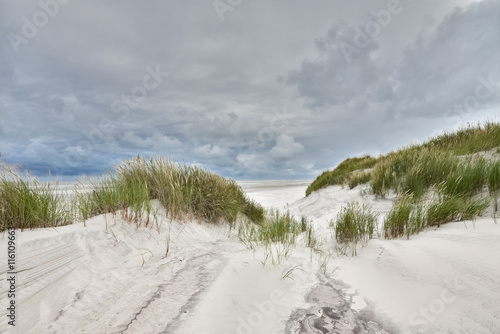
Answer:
[123,249,227,333]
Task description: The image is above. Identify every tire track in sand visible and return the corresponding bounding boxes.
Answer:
[118,249,227,334]
[0,242,85,334]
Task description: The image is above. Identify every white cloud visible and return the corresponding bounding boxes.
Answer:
[194,144,228,158]
[235,153,266,171]
[269,135,304,160]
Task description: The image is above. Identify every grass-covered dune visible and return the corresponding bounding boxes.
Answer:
[310,122,500,240]
[305,155,377,196]
[0,156,264,231]
[0,164,72,231]
[307,122,500,196]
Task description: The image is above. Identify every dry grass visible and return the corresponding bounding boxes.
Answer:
[237,210,321,266]
[332,202,378,256]
[78,155,264,225]
[308,121,500,241]
[306,155,377,196]
[1,155,264,231]
[0,163,72,231]
[309,121,500,198]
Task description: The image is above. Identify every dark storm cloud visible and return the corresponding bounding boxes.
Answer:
[0,0,498,180]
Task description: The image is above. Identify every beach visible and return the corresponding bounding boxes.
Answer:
[1,180,499,333]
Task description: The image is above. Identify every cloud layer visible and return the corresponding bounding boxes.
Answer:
[1,0,499,180]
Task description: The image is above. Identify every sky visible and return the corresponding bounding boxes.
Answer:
[1,0,499,180]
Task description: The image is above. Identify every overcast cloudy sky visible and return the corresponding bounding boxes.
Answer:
[1,0,499,180]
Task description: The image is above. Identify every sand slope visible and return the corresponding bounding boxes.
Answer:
[1,182,499,333]
[286,185,500,333]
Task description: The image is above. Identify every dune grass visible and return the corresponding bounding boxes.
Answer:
[377,152,494,238]
[308,122,500,197]
[425,195,489,227]
[76,174,152,225]
[348,171,372,189]
[306,155,378,196]
[238,210,319,252]
[79,155,264,225]
[489,161,500,212]
[332,202,378,255]
[440,156,489,198]
[1,155,264,231]
[0,164,72,231]
[308,121,500,242]
[422,121,500,155]
[238,211,324,267]
[384,193,415,239]
[384,193,489,239]
[371,148,459,198]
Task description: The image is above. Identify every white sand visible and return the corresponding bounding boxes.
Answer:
[237,180,312,210]
[1,182,499,333]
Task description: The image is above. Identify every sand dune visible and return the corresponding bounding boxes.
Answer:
[1,182,499,333]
